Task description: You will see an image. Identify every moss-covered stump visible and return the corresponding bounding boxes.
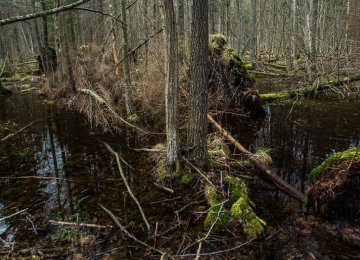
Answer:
[307,147,360,224]
[208,34,266,118]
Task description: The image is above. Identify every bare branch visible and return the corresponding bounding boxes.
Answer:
[0,0,92,26]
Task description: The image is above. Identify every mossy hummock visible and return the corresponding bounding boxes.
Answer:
[204,177,264,238]
[307,147,360,223]
[310,147,360,179]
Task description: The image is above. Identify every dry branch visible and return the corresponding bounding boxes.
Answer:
[115,29,163,67]
[48,220,110,229]
[0,0,92,26]
[207,114,306,203]
[0,208,28,222]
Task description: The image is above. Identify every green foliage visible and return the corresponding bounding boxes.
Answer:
[225,176,247,202]
[311,147,360,179]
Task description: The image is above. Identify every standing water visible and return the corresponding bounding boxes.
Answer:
[1,94,360,258]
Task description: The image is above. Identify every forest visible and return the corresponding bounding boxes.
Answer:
[0,0,360,259]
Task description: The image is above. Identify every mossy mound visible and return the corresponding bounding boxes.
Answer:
[308,147,360,223]
[204,177,264,238]
[310,147,360,179]
[208,34,266,118]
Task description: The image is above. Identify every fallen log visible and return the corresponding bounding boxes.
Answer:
[207,114,306,203]
[260,74,360,102]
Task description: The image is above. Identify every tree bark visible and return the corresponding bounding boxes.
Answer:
[121,0,134,117]
[163,0,180,169]
[250,0,257,60]
[188,0,209,168]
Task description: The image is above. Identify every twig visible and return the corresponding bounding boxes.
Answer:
[48,220,110,229]
[0,208,28,222]
[183,157,215,187]
[153,182,174,194]
[150,196,181,205]
[173,237,257,257]
[99,204,165,255]
[1,120,38,142]
[132,148,165,152]
[0,176,71,181]
[104,143,151,232]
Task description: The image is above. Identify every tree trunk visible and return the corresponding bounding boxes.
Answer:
[250,0,257,60]
[188,0,209,168]
[121,0,134,117]
[163,0,180,169]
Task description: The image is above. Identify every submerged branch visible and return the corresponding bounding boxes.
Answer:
[104,143,151,232]
[1,120,39,142]
[99,204,165,255]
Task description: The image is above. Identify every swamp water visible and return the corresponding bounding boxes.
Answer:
[1,94,360,259]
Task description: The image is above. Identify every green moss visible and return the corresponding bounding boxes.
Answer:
[260,92,288,101]
[311,147,360,179]
[209,34,228,51]
[230,196,264,238]
[225,176,247,202]
[244,63,254,70]
[173,170,195,185]
[204,185,230,230]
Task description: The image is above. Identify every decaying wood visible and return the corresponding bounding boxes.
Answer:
[48,220,110,229]
[1,120,39,142]
[104,143,151,232]
[207,114,306,203]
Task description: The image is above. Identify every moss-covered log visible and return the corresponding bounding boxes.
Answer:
[307,147,360,223]
[208,34,266,118]
[260,74,360,102]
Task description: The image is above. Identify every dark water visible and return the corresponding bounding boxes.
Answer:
[1,94,360,258]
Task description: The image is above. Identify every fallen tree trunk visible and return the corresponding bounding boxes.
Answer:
[207,114,306,203]
[301,74,360,97]
[260,74,360,102]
